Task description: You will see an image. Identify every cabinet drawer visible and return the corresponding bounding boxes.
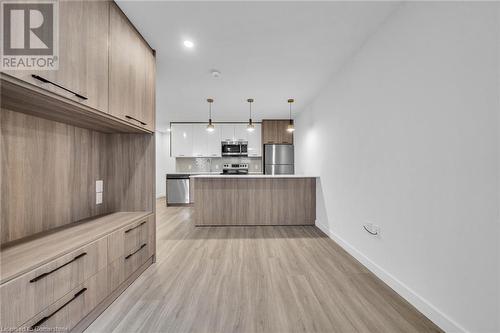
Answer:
[107,243,150,293]
[17,268,108,332]
[108,217,150,263]
[0,238,107,329]
[107,215,154,292]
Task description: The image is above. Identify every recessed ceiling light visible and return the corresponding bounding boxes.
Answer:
[183,40,194,48]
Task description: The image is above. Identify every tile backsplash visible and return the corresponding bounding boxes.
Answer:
[176,157,262,173]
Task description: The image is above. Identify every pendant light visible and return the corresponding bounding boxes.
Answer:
[247,98,255,132]
[287,98,295,132]
[206,98,215,132]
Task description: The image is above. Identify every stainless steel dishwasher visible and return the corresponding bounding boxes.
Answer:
[166,174,190,206]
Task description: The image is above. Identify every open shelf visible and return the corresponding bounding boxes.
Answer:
[0,73,151,134]
[0,211,153,284]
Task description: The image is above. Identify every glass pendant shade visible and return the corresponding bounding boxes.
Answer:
[247,98,255,132]
[287,98,295,132]
[207,119,215,132]
[206,98,215,132]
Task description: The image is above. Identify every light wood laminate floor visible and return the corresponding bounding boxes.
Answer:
[86,198,442,333]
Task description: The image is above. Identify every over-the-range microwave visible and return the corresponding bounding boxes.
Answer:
[221,141,248,156]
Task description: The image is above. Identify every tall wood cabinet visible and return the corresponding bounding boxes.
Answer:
[262,120,294,144]
[109,2,156,132]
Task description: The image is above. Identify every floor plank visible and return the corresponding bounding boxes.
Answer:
[86,198,443,333]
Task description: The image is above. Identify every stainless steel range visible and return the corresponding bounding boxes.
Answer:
[221,163,249,175]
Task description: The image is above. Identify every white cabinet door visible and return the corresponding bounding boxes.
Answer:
[192,124,208,157]
[220,124,235,141]
[234,124,248,142]
[171,124,193,157]
[206,126,222,157]
[247,124,262,157]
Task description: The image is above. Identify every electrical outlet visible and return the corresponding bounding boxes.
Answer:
[96,180,103,193]
[96,192,103,205]
[363,222,381,237]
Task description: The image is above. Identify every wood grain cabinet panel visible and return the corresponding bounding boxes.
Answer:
[0,237,107,329]
[262,120,293,144]
[109,2,155,132]
[3,0,109,113]
[18,268,108,332]
[107,216,154,292]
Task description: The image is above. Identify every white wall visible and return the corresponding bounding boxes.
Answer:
[155,131,176,198]
[295,3,499,333]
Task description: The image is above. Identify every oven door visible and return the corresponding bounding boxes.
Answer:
[222,143,241,156]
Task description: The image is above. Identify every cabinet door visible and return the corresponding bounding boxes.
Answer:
[171,124,193,157]
[220,124,235,141]
[206,126,222,157]
[3,0,109,112]
[278,120,294,144]
[192,124,208,157]
[109,3,154,131]
[247,124,262,157]
[234,124,248,142]
[262,120,277,144]
[141,47,156,132]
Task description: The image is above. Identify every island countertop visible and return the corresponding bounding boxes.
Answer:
[190,174,318,179]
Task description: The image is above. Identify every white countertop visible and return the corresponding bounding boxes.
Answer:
[190,174,318,179]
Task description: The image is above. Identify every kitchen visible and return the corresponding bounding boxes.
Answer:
[0,1,498,333]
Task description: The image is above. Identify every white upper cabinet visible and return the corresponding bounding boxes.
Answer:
[171,123,260,157]
[192,124,208,157]
[234,124,248,142]
[220,124,236,142]
[247,124,262,157]
[191,124,221,157]
[206,126,222,157]
[171,124,193,157]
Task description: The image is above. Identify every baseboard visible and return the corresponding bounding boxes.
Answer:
[315,220,467,333]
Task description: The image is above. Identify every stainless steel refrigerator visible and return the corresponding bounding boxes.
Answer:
[264,144,294,175]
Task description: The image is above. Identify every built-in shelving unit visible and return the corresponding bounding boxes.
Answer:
[0,1,156,332]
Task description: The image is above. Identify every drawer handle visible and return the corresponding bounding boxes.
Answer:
[30,288,87,330]
[125,243,147,260]
[31,74,88,100]
[30,252,87,283]
[125,115,147,126]
[124,221,146,234]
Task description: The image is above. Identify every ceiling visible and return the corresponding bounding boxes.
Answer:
[116,1,400,131]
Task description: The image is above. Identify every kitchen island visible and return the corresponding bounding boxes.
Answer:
[190,175,317,226]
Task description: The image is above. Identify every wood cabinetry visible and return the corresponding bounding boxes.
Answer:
[3,0,109,113]
[0,213,154,332]
[109,2,155,132]
[262,120,293,144]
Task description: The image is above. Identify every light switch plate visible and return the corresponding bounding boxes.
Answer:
[96,180,103,193]
[96,192,103,205]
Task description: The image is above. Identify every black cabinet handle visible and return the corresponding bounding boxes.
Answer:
[124,221,146,234]
[30,288,87,330]
[30,252,87,283]
[125,115,147,126]
[31,75,87,100]
[125,243,147,260]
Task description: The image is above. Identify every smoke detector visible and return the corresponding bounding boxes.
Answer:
[211,69,221,78]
